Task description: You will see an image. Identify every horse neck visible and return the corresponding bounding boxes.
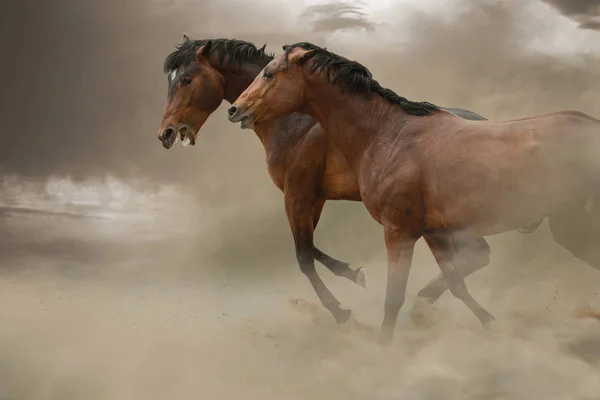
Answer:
[220,60,282,147]
[303,83,397,168]
[220,60,269,104]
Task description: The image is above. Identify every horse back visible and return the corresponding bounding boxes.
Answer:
[417,111,600,232]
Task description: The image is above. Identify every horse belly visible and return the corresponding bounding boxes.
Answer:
[424,159,571,234]
[427,169,584,235]
[437,196,548,235]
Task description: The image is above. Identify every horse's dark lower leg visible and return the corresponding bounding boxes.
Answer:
[378,227,417,345]
[311,199,366,287]
[312,247,366,287]
[296,237,351,323]
[286,196,351,324]
[416,234,491,302]
[424,234,495,328]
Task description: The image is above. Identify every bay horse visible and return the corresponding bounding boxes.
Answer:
[157,37,538,327]
[227,41,600,344]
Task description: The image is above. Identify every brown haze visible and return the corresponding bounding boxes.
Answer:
[1,0,600,398]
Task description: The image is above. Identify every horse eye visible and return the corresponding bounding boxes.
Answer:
[263,70,273,79]
[180,76,192,86]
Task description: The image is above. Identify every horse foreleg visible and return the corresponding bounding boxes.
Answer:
[378,226,417,345]
[285,193,351,324]
[311,198,366,288]
[424,233,495,328]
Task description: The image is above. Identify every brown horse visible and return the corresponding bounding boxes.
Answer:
[228,41,600,344]
[157,37,536,326]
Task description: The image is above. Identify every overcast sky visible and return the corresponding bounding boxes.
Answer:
[216,0,600,54]
[1,0,598,183]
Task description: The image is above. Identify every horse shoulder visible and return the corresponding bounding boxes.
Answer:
[321,131,361,201]
[262,120,312,192]
[281,123,329,192]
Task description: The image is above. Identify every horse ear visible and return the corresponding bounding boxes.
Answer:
[195,40,213,60]
[258,43,267,55]
[183,34,190,43]
[288,47,315,64]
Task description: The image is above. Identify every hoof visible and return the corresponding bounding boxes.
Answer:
[479,310,496,329]
[334,308,352,324]
[355,266,367,289]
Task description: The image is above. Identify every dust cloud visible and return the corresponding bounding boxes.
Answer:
[1,0,600,398]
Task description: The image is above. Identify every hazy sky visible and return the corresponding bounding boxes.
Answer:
[261,0,600,54]
[1,0,599,183]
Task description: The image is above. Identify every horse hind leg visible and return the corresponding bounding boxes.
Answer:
[423,233,495,328]
[415,233,491,303]
[411,233,492,327]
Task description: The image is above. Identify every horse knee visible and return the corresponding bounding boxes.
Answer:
[298,260,314,274]
[447,281,469,301]
[416,274,447,301]
[441,270,470,299]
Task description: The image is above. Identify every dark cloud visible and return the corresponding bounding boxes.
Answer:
[540,0,600,30]
[300,1,375,33]
[0,0,598,194]
[0,0,213,183]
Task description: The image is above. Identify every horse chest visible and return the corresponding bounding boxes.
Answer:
[321,148,361,200]
[265,158,286,191]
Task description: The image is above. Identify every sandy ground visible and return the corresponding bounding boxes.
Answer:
[2,182,600,400]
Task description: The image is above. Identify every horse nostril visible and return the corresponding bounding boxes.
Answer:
[160,127,175,141]
[227,106,238,116]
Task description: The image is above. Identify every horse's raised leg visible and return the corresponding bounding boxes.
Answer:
[378,226,417,345]
[424,233,495,328]
[313,247,367,288]
[311,198,366,288]
[285,193,351,324]
[415,234,491,303]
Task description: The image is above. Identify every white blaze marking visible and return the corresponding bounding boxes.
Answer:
[170,69,177,82]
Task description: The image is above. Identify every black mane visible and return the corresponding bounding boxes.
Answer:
[284,42,439,116]
[163,38,274,74]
